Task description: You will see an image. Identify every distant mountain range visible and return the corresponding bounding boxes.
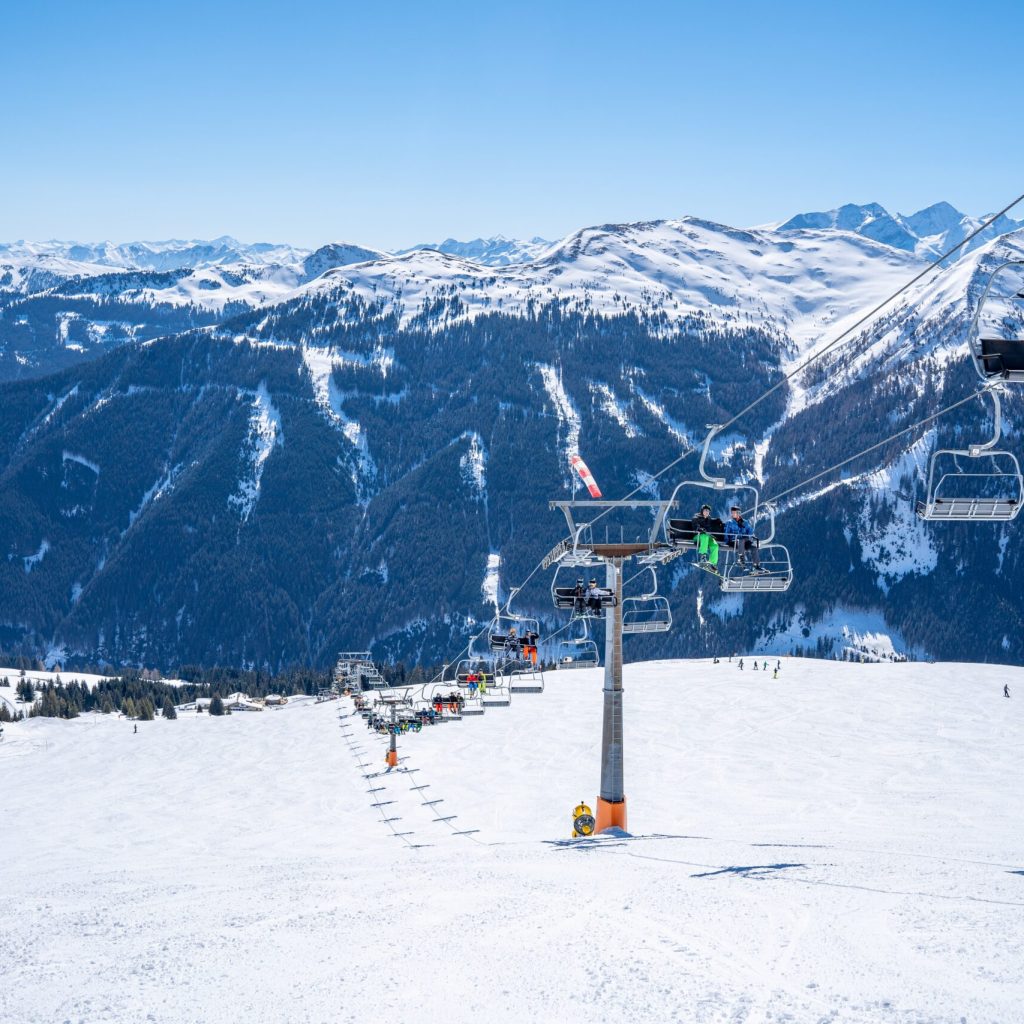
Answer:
[3,201,1017,279]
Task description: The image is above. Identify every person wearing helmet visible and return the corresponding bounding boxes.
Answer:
[724,505,765,573]
[573,577,586,615]
[585,577,607,615]
[694,503,722,572]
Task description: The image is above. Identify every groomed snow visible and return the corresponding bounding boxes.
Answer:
[1,658,1022,1023]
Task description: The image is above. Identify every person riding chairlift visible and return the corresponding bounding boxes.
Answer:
[573,577,586,615]
[506,625,521,655]
[586,578,607,616]
[694,504,722,571]
[522,630,540,665]
[724,505,766,574]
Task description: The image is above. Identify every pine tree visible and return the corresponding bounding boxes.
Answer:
[101,697,114,714]
[0,703,12,723]
[137,698,155,721]
[162,697,177,720]
[209,694,225,716]
[16,679,34,703]
[122,696,137,719]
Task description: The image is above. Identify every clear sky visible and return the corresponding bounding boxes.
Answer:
[2,0,1022,250]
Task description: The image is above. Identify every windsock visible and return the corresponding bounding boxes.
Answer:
[570,454,602,498]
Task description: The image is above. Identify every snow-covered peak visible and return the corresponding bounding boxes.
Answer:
[301,243,387,280]
[397,235,553,266]
[902,201,966,238]
[778,201,1023,261]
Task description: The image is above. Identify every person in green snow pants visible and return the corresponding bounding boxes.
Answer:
[694,504,722,569]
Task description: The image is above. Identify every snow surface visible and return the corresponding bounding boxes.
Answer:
[2,658,1022,1023]
[538,363,581,460]
[482,551,501,608]
[62,450,101,476]
[227,384,283,522]
[21,539,50,573]
[459,431,487,498]
[301,344,382,498]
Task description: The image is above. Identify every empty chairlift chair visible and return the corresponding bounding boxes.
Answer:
[620,567,671,633]
[918,259,1024,522]
[554,617,600,669]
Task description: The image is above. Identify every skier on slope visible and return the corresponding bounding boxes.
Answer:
[1005,684,1011,699]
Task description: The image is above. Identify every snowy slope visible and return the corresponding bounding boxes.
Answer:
[398,234,554,266]
[2,658,1022,1024]
[300,217,928,346]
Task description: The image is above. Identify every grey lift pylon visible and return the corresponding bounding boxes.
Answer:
[546,498,681,834]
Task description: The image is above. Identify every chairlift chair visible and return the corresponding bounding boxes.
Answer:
[971,259,1024,383]
[661,430,793,593]
[554,616,601,669]
[620,567,672,633]
[550,564,617,618]
[917,260,1024,521]
[487,591,544,693]
[915,411,1023,521]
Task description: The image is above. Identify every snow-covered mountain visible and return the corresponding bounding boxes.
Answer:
[307,218,925,346]
[397,235,553,266]
[0,236,310,272]
[778,201,1023,261]
[301,242,387,279]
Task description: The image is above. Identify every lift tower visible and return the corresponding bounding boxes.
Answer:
[546,499,679,833]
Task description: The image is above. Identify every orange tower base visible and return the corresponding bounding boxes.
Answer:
[595,796,627,833]
[385,749,399,767]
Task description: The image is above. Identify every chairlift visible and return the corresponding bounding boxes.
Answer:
[916,260,1024,521]
[660,428,793,593]
[554,617,600,669]
[915,393,1023,521]
[487,589,544,691]
[550,564,617,617]
[620,567,672,633]
[970,259,1024,382]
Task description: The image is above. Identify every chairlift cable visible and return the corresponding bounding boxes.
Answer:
[756,384,994,512]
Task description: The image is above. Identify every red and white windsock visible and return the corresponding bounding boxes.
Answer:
[570,454,602,498]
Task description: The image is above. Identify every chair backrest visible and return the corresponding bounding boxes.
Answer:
[980,337,1024,374]
[668,518,696,543]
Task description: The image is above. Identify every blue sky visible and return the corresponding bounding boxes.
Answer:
[2,0,1021,249]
